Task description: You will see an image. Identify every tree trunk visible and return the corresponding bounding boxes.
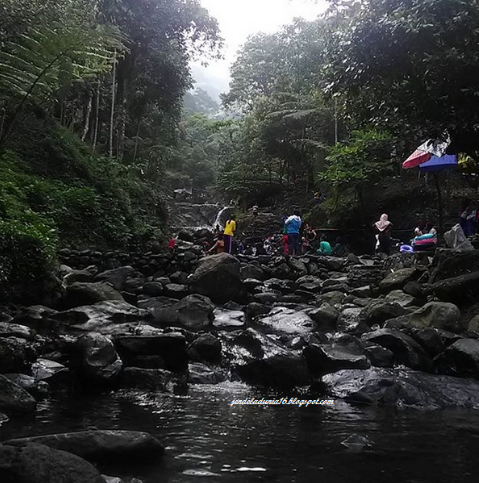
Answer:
[92,80,100,151]
[109,51,117,158]
[133,116,142,162]
[81,93,93,141]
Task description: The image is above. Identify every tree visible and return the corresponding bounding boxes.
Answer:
[323,0,479,152]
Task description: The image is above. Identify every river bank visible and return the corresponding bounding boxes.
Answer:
[1,233,479,481]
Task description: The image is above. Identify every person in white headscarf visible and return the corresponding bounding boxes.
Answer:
[374,214,393,254]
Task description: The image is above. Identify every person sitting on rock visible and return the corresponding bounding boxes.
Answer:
[208,234,225,255]
[316,235,332,256]
[252,205,259,217]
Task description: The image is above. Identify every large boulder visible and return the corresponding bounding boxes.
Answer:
[3,374,49,399]
[73,333,123,386]
[53,301,152,336]
[379,268,418,293]
[188,253,247,303]
[445,339,479,378]
[384,290,418,308]
[428,248,479,283]
[309,304,339,332]
[254,307,316,335]
[95,266,137,291]
[0,443,105,483]
[0,337,30,374]
[0,323,33,340]
[360,301,406,327]
[0,374,37,415]
[64,282,124,308]
[174,294,215,330]
[114,333,187,372]
[119,367,184,392]
[406,302,463,332]
[188,334,222,363]
[240,264,264,281]
[323,367,479,409]
[362,329,434,372]
[303,344,370,376]
[430,272,479,304]
[4,430,164,464]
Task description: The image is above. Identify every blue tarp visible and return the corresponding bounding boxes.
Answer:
[419,154,458,172]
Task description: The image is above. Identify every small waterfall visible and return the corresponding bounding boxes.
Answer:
[214,206,231,231]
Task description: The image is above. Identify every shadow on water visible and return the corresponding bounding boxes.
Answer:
[1,382,479,482]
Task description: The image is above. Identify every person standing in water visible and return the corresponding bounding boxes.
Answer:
[374,213,393,255]
[284,210,302,256]
[223,215,237,254]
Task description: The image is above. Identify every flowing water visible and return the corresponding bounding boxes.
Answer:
[2,382,479,482]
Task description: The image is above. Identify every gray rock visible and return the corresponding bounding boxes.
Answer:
[379,268,418,293]
[303,344,370,376]
[0,443,105,483]
[362,329,434,372]
[115,333,187,372]
[360,301,406,327]
[64,282,124,308]
[213,308,246,328]
[384,290,418,308]
[0,322,33,340]
[321,291,346,305]
[0,374,37,415]
[188,253,247,303]
[95,266,137,291]
[188,363,227,384]
[309,304,339,331]
[350,285,372,298]
[244,303,271,318]
[174,294,215,330]
[410,328,445,358]
[4,430,164,464]
[3,374,49,398]
[363,344,394,368]
[407,302,463,332]
[64,269,95,286]
[0,337,29,374]
[430,271,479,304]
[445,339,479,377]
[255,307,316,335]
[240,264,264,281]
[142,282,164,297]
[74,333,123,385]
[323,367,479,409]
[119,367,183,391]
[188,334,222,363]
[31,359,69,386]
[337,308,364,334]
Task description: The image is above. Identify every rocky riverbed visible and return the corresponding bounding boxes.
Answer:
[2,232,479,482]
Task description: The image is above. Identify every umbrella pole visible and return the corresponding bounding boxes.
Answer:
[433,173,444,234]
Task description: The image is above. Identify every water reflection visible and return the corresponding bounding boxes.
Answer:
[1,383,479,482]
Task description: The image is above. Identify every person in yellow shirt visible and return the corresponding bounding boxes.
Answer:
[223,215,236,254]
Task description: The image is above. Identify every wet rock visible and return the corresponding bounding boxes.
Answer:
[0,374,37,415]
[360,301,406,327]
[0,443,105,483]
[445,339,479,377]
[244,303,271,318]
[53,301,152,335]
[254,292,280,305]
[341,434,371,451]
[407,302,463,332]
[170,271,189,285]
[13,306,58,333]
[321,291,346,306]
[142,282,164,297]
[288,258,308,275]
[362,329,434,372]
[428,248,479,283]
[323,367,479,409]
[188,363,227,384]
[212,309,246,329]
[63,269,95,286]
[31,359,69,387]
[240,264,264,281]
[3,374,49,399]
[188,334,222,363]
[264,278,297,293]
[318,257,345,272]
[4,430,164,464]
[0,337,30,374]
[64,282,124,308]
[430,272,479,304]
[337,308,365,334]
[235,353,310,389]
[403,281,423,298]
[175,294,215,330]
[270,262,293,279]
[95,266,137,291]
[243,278,264,291]
[139,296,180,326]
[0,322,33,340]
[363,344,394,368]
[255,307,316,335]
[350,286,372,298]
[115,333,187,371]
[384,290,418,308]
[469,315,479,332]
[73,333,123,386]
[379,268,418,293]
[303,343,370,376]
[308,304,338,330]
[188,253,247,303]
[120,367,183,391]
[410,329,445,358]
[164,283,189,299]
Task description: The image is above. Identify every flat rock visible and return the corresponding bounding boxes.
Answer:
[255,307,316,335]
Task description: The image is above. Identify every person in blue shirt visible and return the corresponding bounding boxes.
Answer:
[317,235,332,256]
[284,210,302,256]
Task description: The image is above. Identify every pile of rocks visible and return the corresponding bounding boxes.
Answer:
[2,247,479,428]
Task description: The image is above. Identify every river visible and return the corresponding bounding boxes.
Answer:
[1,383,478,482]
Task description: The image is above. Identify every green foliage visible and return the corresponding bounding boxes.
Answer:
[319,129,394,189]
